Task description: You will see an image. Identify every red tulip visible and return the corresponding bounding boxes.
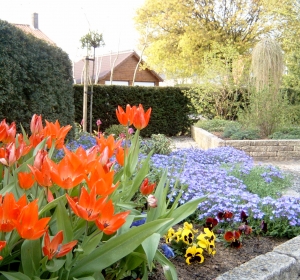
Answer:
[95,200,130,235]
[133,104,151,130]
[0,120,16,144]
[0,193,27,232]
[43,120,72,149]
[18,171,35,190]
[66,186,107,221]
[43,230,77,260]
[116,104,137,126]
[13,200,51,240]
[47,155,85,190]
[140,178,156,195]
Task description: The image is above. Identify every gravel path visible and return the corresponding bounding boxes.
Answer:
[170,136,300,197]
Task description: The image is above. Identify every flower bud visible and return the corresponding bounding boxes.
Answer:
[30,114,43,134]
[147,194,157,208]
[96,119,102,126]
[34,149,48,170]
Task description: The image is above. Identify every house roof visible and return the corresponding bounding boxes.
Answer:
[73,50,163,84]
[13,24,56,46]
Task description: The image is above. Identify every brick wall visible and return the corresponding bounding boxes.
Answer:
[99,56,159,86]
[191,126,300,161]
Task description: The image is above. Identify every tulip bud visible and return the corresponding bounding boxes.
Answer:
[128,128,134,135]
[34,149,48,170]
[30,114,43,134]
[140,178,156,195]
[147,194,157,208]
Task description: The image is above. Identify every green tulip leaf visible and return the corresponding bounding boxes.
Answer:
[69,218,172,278]
[45,258,66,272]
[0,272,31,280]
[20,239,41,278]
[154,250,177,280]
[142,233,160,271]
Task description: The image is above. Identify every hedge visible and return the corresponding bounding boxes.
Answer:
[0,19,74,136]
[74,85,195,137]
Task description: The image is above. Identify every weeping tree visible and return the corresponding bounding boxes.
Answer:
[239,38,292,136]
[251,38,284,94]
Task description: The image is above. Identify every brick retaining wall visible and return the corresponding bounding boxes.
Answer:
[191,126,300,161]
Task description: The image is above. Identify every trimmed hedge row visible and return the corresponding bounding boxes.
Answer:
[74,85,195,137]
[0,20,74,136]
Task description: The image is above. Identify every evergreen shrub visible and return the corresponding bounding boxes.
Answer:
[74,85,194,137]
[0,20,74,137]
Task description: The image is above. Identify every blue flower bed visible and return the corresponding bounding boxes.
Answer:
[150,147,300,227]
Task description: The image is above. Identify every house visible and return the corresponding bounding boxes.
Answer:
[73,50,164,86]
[13,13,56,46]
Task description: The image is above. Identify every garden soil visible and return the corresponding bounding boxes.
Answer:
[148,236,288,280]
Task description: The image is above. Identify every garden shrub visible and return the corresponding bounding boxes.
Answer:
[104,124,127,137]
[195,119,231,132]
[0,20,74,137]
[269,126,300,139]
[140,134,174,155]
[238,88,293,137]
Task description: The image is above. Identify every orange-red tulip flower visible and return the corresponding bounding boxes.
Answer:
[47,156,85,190]
[140,178,156,195]
[0,139,31,167]
[86,162,118,196]
[18,171,35,190]
[95,200,130,235]
[0,120,16,144]
[43,120,72,149]
[13,199,50,240]
[64,146,98,175]
[116,104,137,126]
[115,147,126,166]
[96,134,122,159]
[133,104,151,130]
[28,155,53,188]
[29,133,45,148]
[66,186,107,221]
[0,193,27,232]
[0,143,18,166]
[16,134,32,157]
[0,240,6,260]
[30,114,43,134]
[43,230,77,260]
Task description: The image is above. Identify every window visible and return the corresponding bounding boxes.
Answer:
[105,81,129,86]
[133,82,155,87]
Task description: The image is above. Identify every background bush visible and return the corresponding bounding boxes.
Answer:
[0,20,74,136]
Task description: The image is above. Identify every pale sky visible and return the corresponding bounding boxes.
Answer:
[0,0,145,61]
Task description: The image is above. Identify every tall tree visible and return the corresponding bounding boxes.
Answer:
[80,31,105,132]
[134,0,280,79]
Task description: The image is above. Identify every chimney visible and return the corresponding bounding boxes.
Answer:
[32,13,38,29]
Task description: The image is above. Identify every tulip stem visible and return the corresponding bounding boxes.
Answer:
[85,220,89,237]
